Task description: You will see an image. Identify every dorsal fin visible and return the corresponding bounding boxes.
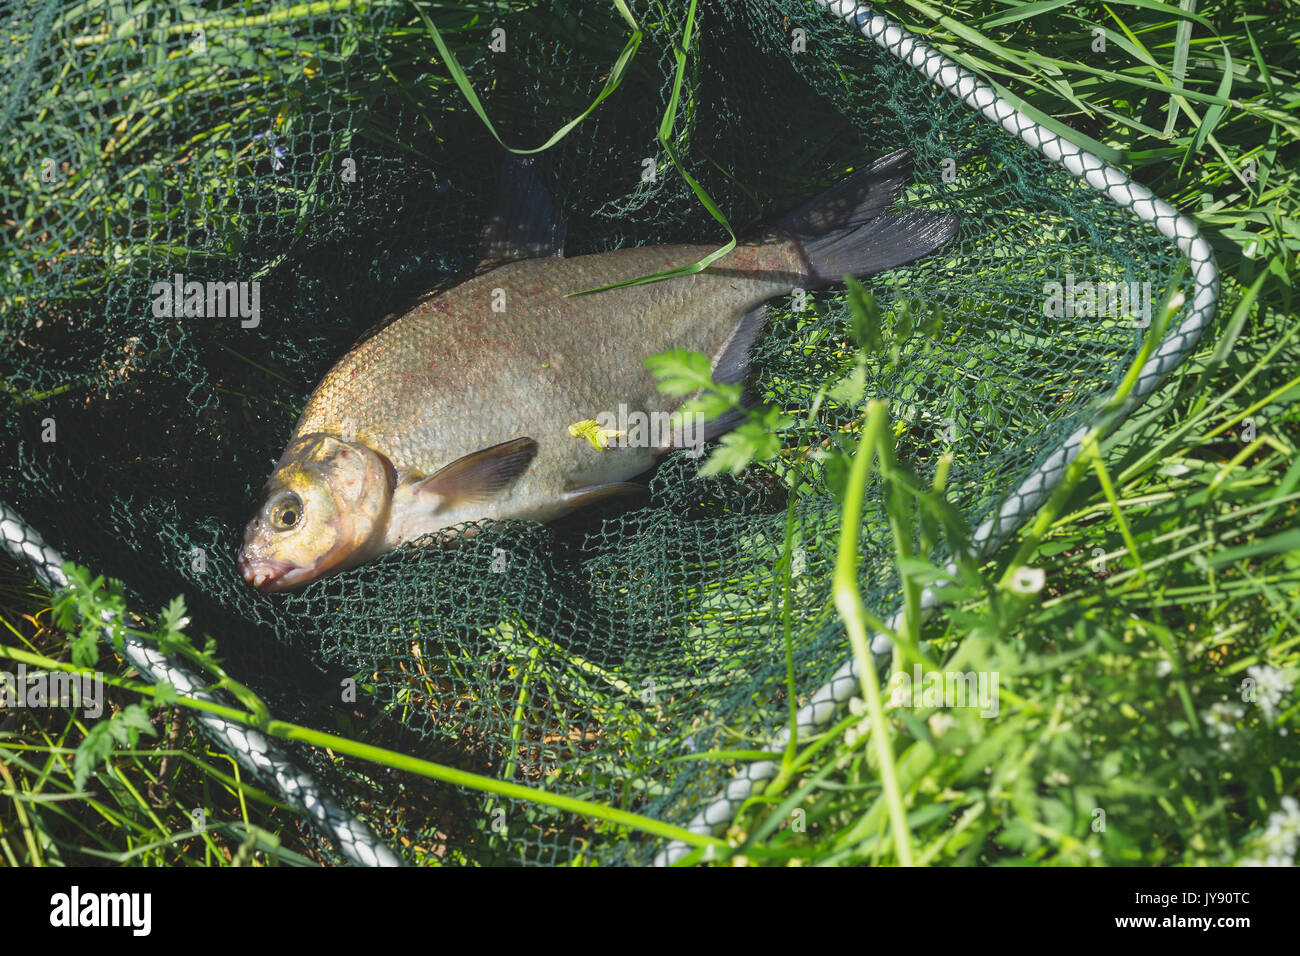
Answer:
[346,158,567,350]
[476,156,567,269]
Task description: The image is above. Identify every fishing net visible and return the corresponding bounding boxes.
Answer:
[0,0,1214,864]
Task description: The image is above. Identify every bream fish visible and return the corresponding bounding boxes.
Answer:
[238,150,958,590]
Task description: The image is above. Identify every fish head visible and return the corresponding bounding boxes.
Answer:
[238,434,392,592]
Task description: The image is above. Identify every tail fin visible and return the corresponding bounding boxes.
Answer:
[775,149,959,286]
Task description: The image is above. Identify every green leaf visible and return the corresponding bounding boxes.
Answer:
[829,364,868,405]
[699,422,783,477]
[160,594,189,635]
[644,349,714,396]
[69,628,99,670]
[896,557,955,587]
[1187,42,1234,160]
[566,0,739,297]
[677,390,736,422]
[1207,528,1300,567]
[817,442,856,505]
[894,299,916,346]
[973,0,1080,28]
[73,722,118,791]
[411,1,642,156]
[73,703,158,790]
[113,704,157,743]
[153,681,179,707]
[845,277,881,353]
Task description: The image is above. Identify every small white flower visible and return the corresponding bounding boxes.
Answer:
[1240,797,1300,867]
[1155,659,1173,677]
[1008,566,1045,595]
[1205,700,1248,754]
[1246,664,1293,722]
[848,696,865,717]
[845,717,870,747]
[929,712,955,737]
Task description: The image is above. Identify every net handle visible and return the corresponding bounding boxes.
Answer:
[654,0,1219,866]
[0,502,403,867]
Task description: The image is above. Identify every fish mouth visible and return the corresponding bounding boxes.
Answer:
[237,551,311,592]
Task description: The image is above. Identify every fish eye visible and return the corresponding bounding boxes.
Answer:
[269,492,303,530]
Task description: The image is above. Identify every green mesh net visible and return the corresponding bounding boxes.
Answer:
[1,0,1201,864]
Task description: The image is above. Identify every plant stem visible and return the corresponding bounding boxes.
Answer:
[833,400,916,866]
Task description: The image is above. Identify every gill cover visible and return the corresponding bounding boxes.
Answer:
[238,434,392,591]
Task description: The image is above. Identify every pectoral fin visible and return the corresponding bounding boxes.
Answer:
[411,437,539,510]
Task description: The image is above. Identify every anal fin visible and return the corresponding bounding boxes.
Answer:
[563,482,648,510]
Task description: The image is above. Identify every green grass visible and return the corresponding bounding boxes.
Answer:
[0,557,324,865]
[694,0,1300,866]
[2,0,1297,866]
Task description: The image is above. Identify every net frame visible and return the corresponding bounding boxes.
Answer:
[0,0,1218,867]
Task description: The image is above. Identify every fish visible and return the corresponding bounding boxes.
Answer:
[237,149,958,591]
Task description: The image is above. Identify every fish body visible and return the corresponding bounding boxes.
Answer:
[297,241,799,534]
[238,150,958,590]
